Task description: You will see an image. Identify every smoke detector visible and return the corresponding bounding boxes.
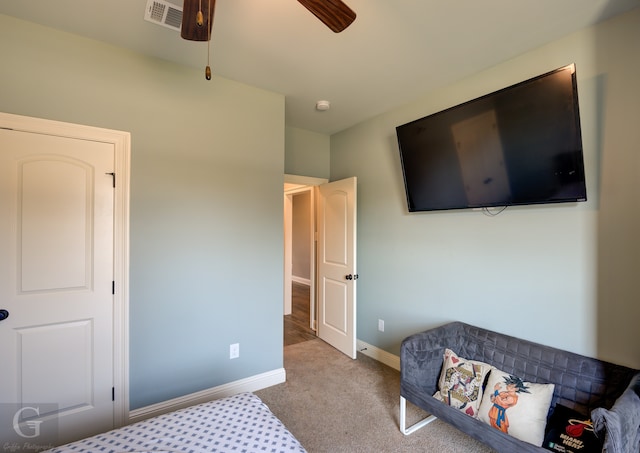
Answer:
[316,100,331,111]
[144,0,183,32]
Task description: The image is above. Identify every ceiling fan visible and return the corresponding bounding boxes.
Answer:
[179,0,356,79]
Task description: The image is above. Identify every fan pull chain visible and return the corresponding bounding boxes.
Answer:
[205,0,212,80]
[196,0,204,26]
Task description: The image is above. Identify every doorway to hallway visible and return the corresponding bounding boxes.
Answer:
[284,282,316,346]
[283,174,358,359]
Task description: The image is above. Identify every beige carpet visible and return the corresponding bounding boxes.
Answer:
[255,339,495,453]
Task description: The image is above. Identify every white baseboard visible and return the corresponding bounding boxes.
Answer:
[291,276,310,286]
[357,339,400,371]
[129,368,286,423]
[129,344,399,424]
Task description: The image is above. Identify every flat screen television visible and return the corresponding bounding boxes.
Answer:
[396,64,587,212]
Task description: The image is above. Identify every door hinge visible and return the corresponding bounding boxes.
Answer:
[106,172,116,188]
[112,387,115,402]
[112,281,115,295]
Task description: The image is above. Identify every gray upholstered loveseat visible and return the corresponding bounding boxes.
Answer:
[399,322,640,452]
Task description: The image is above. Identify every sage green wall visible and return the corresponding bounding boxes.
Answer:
[285,126,330,179]
[331,9,640,368]
[0,15,286,408]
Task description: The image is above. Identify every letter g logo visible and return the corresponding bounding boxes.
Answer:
[13,406,43,438]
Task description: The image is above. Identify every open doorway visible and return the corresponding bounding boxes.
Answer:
[284,175,327,346]
[284,175,358,358]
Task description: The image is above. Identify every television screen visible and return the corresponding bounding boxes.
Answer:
[396,64,587,212]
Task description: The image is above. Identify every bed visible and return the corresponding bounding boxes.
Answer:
[46,392,307,453]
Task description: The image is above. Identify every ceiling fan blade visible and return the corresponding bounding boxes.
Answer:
[297,0,356,33]
[181,0,216,41]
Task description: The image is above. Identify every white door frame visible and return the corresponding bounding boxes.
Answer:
[284,175,327,330]
[0,112,131,427]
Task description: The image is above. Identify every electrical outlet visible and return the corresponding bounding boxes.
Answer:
[378,319,384,332]
[230,343,240,359]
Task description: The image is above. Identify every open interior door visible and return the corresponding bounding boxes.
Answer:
[317,177,357,359]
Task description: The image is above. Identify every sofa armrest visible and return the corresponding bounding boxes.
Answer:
[592,372,640,453]
[400,322,466,397]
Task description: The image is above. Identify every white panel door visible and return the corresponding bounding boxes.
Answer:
[0,128,115,446]
[317,177,357,359]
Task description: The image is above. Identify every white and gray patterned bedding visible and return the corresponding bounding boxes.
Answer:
[47,392,307,453]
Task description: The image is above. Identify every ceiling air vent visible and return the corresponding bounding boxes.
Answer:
[144,0,183,32]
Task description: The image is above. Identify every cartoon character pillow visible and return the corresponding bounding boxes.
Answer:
[477,368,555,446]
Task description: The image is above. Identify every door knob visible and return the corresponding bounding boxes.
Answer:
[0,309,8,321]
[345,274,359,281]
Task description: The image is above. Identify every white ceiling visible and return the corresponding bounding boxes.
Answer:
[1,0,638,135]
